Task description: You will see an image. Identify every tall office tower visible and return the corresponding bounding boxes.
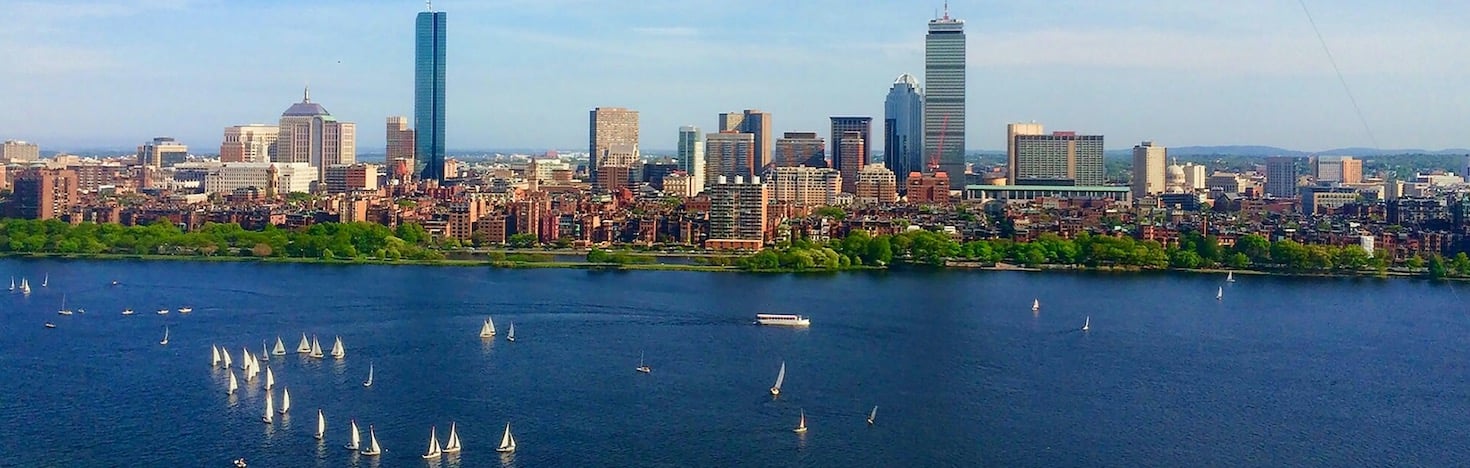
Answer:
[1006,122,1045,183]
[415,7,447,182]
[677,125,706,195]
[884,73,924,186]
[386,116,416,180]
[220,125,278,163]
[717,109,772,174]
[704,131,755,187]
[1265,156,1300,198]
[768,166,841,207]
[925,6,966,188]
[1315,155,1362,184]
[136,137,189,167]
[1013,131,1104,186]
[855,163,899,204]
[588,107,639,183]
[830,116,872,187]
[707,175,768,243]
[277,88,356,182]
[774,132,826,168]
[1131,141,1167,199]
[837,132,866,194]
[0,140,40,163]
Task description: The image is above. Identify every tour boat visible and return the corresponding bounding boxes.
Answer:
[344,420,361,450]
[227,371,238,395]
[867,406,878,425]
[1216,287,1223,300]
[443,422,462,454]
[265,367,274,390]
[363,362,374,387]
[57,295,71,316]
[122,308,134,315]
[272,337,286,356]
[262,389,274,424]
[360,425,382,456]
[635,352,651,374]
[211,346,221,367]
[156,309,169,315]
[506,323,516,342]
[309,336,324,358]
[1032,299,1040,311]
[793,409,808,433]
[422,426,443,459]
[178,307,192,314]
[480,316,496,338]
[314,409,325,440]
[330,336,345,359]
[1227,271,1236,282]
[296,333,311,353]
[755,314,811,327]
[770,361,786,396]
[159,326,169,345]
[278,387,290,414]
[44,322,55,329]
[1082,316,1091,332]
[496,422,516,453]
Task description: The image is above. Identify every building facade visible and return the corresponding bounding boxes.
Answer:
[925,8,966,188]
[830,117,871,189]
[220,125,278,163]
[386,116,416,181]
[775,132,825,168]
[884,73,923,187]
[276,88,356,183]
[1,140,40,163]
[707,175,767,243]
[855,164,898,204]
[1315,155,1363,184]
[415,9,447,181]
[323,163,381,193]
[1006,122,1045,183]
[705,131,755,187]
[1265,156,1300,198]
[137,137,188,168]
[717,109,771,173]
[837,132,866,194]
[10,168,78,220]
[1013,132,1104,186]
[588,107,639,183]
[767,166,840,207]
[1131,140,1166,199]
[676,125,706,195]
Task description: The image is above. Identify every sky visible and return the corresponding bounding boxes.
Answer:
[4,0,1470,154]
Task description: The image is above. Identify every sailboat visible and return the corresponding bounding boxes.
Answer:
[422,426,443,459]
[227,371,238,395]
[314,409,326,440]
[159,326,169,345]
[260,342,270,362]
[296,333,311,353]
[278,387,290,414]
[1032,299,1040,311]
[1082,316,1091,332]
[178,307,192,313]
[443,422,462,454]
[41,273,47,287]
[496,422,517,453]
[156,308,168,315]
[265,367,275,390]
[122,308,134,315]
[44,322,56,329]
[8,276,13,291]
[222,348,233,369]
[867,406,878,425]
[262,389,274,424]
[362,362,374,387]
[309,336,324,358]
[330,336,345,359]
[344,420,361,450]
[242,349,253,371]
[57,295,71,315]
[793,409,808,433]
[20,278,30,295]
[636,352,651,373]
[360,425,382,456]
[506,323,516,342]
[1227,271,1236,282]
[1216,286,1223,300]
[272,337,286,355]
[770,361,786,396]
[212,346,221,367]
[480,317,497,338]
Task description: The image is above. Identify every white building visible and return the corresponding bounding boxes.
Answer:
[203,162,315,195]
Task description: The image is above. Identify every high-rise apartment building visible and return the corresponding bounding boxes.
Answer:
[884,74,923,186]
[830,117,872,189]
[1315,155,1362,184]
[1265,156,1300,198]
[323,163,381,194]
[774,132,825,168]
[717,109,772,174]
[588,107,639,183]
[1013,132,1104,186]
[855,164,899,204]
[1132,141,1167,199]
[9,168,78,220]
[386,116,416,181]
[1,140,40,163]
[705,131,755,187]
[415,8,447,182]
[137,137,189,168]
[220,125,278,163]
[1006,122,1045,183]
[837,132,866,194]
[677,125,706,195]
[768,166,841,207]
[707,175,767,243]
[276,88,356,183]
[925,7,966,188]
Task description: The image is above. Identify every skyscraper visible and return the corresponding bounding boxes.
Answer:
[1013,132,1104,186]
[277,88,356,182]
[1006,122,1044,183]
[588,107,639,184]
[1265,156,1300,198]
[220,125,278,163]
[1131,141,1166,199]
[705,131,755,187]
[838,132,866,194]
[775,132,826,168]
[884,74,923,187]
[830,117,872,188]
[925,6,966,188]
[386,116,416,181]
[415,7,447,182]
[677,125,706,195]
[717,110,772,174]
[136,137,189,167]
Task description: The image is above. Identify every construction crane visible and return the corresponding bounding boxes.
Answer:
[928,115,949,175]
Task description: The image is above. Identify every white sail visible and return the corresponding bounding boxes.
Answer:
[262,389,274,424]
[1033,299,1040,311]
[160,326,168,345]
[1227,271,1235,282]
[211,345,220,366]
[265,367,275,390]
[422,426,442,459]
[260,342,269,361]
[41,273,47,287]
[1083,316,1091,332]
[272,337,287,355]
[363,362,374,387]
[279,387,290,414]
[331,336,345,359]
[497,422,516,452]
[222,348,232,369]
[868,406,878,424]
[362,426,382,455]
[1217,287,1223,300]
[507,323,516,342]
[770,361,786,395]
[310,336,323,358]
[241,349,252,371]
[297,333,311,353]
[345,420,361,450]
[794,409,807,433]
[444,422,461,453]
[480,318,495,338]
[227,371,238,395]
[8,276,12,291]
[315,409,325,440]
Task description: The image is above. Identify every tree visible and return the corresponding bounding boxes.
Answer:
[587,248,611,263]
[508,233,537,248]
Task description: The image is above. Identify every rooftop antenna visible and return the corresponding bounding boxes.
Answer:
[426,0,433,12]
[943,1,950,20]
[303,84,310,102]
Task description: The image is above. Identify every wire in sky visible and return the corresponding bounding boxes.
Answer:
[1297,0,1380,149]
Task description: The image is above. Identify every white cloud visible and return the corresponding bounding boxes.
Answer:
[631,26,698,37]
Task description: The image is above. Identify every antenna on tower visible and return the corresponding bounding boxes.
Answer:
[426,0,433,12]
[943,1,950,20]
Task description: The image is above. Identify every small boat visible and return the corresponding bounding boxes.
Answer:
[770,361,786,396]
[1216,287,1223,300]
[344,420,361,450]
[496,422,516,453]
[867,406,878,425]
[635,352,651,374]
[480,316,497,338]
[1227,271,1235,282]
[422,426,443,459]
[241,349,253,371]
[212,346,221,366]
[443,422,462,454]
[1082,316,1091,332]
[122,308,134,315]
[110,280,120,286]
[159,326,169,345]
[232,458,246,468]
[360,425,382,456]
[363,362,374,387]
[156,309,169,315]
[755,313,811,327]
[44,322,56,329]
[222,348,233,369]
[314,409,325,440]
[8,276,12,291]
[259,342,269,362]
[310,336,324,358]
[41,273,47,287]
[330,336,345,359]
[272,337,286,356]
[227,371,238,395]
[506,323,516,342]
[178,307,192,313]
[296,333,311,353]
[278,387,290,414]
[1032,299,1040,311]
[57,294,71,316]
[20,278,29,295]
[793,409,808,433]
[262,389,274,424]
[265,367,275,390]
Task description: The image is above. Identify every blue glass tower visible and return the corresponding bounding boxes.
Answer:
[415,9,447,182]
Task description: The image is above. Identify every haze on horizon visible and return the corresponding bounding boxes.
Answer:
[3,0,1468,154]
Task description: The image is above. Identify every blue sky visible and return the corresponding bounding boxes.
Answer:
[4,0,1469,153]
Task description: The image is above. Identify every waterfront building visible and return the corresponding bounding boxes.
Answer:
[276,88,356,183]
[415,7,447,181]
[775,132,825,168]
[884,74,923,187]
[718,109,772,173]
[768,166,840,207]
[1265,156,1300,198]
[9,168,78,220]
[855,164,898,204]
[1005,122,1045,184]
[1132,141,1166,199]
[830,117,872,190]
[386,116,415,181]
[0,140,40,163]
[1013,132,1104,186]
[837,131,867,194]
[705,131,755,187]
[925,7,966,188]
[707,175,767,246]
[136,137,189,168]
[220,125,278,163]
[588,107,639,183]
[676,125,706,195]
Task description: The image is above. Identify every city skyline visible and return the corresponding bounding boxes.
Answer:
[5,1,1470,153]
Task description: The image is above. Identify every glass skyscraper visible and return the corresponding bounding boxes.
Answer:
[924,8,965,188]
[884,73,923,188]
[415,10,447,182]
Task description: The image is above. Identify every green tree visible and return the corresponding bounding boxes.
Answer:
[508,233,537,248]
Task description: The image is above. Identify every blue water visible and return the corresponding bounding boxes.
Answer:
[3,261,1469,466]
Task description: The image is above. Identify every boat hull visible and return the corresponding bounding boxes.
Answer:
[755,314,811,327]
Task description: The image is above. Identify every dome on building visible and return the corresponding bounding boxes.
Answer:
[1166,164,1187,193]
[894,73,920,88]
[281,86,331,117]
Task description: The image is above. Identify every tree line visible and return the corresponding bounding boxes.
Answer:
[0,219,444,261]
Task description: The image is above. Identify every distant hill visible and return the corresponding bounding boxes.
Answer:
[1165,146,1470,157]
